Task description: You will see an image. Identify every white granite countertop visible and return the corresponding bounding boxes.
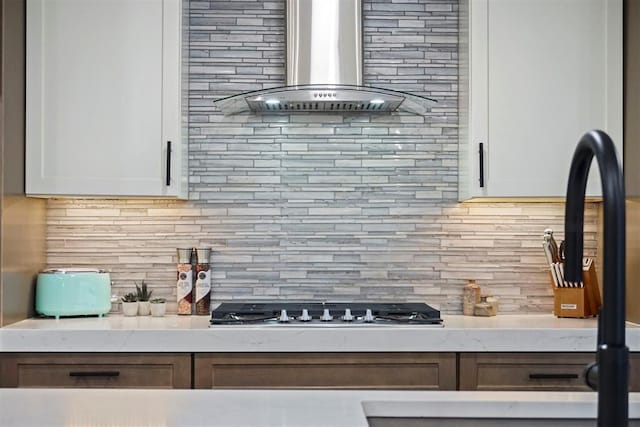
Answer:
[1,314,639,352]
[1,389,639,426]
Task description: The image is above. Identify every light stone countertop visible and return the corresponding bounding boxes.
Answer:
[1,314,639,352]
[1,389,639,427]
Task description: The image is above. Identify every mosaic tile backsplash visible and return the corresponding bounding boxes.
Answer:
[44,0,600,314]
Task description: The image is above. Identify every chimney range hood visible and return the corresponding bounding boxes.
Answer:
[213,0,436,115]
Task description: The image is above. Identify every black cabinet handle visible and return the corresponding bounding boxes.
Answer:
[528,373,579,380]
[479,142,485,188]
[69,371,120,378]
[166,141,172,186]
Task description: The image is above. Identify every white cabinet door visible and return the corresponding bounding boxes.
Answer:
[459,0,622,200]
[26,0,186,198]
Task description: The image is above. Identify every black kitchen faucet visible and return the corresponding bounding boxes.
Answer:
[564,130,628,426]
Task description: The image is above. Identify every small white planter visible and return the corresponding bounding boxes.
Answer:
[150,302,166,317]
[138,301,151,316]
[122,301,138,316]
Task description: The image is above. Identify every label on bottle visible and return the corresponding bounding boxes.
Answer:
[195,268,211,302]
[177,263,193,301]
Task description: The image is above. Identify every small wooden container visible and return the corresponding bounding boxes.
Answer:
[474,296,497,317]
[550,258,601,318]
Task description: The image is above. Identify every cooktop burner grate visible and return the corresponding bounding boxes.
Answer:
[209,302,442,326]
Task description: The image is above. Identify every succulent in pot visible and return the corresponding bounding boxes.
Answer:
[135,280,153,316]
[121,293,138,316]
[149,297,167,317]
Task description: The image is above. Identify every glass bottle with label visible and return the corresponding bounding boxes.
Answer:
[176,248,194,315]
[195,247,212,315]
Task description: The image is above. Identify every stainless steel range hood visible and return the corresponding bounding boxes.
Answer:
[213,0,436,115]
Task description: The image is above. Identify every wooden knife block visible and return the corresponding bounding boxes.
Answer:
[550,258,601,318]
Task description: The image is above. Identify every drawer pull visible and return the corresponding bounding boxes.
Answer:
[529,373,579,380]
[69,371,120,378]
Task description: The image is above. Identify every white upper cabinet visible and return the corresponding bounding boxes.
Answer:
[26,0,187,198]
[459,0,622,200]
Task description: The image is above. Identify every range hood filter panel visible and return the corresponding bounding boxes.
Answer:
[246,87,405,112]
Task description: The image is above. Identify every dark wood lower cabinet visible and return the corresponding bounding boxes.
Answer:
[194,352,457,390]
[0,353,191,388]
[1,351,637,391]
[459,352,640,392]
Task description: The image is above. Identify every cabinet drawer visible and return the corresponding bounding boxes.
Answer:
[460,353,640,392]
[194,353,456,390]
[0,353,191,389]
[460,353,593,391]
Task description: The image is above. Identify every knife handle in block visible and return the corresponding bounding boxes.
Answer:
[543,241,554,265]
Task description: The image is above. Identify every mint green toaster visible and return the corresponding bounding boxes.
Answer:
[36,269,111,319]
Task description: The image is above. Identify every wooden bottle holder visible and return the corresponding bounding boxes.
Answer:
[550,258,602,318]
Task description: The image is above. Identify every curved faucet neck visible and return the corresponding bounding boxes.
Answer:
[563,129,627,427]
[564,129,625,346]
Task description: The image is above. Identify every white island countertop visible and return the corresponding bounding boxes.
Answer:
[1,389,639,427]
[1,314,639,352]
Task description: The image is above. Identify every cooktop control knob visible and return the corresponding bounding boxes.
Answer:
[278,309,290,323]
[341,308,354,322]
[363,309,375,323]
[299,309,312,322]
[320,308,333,321]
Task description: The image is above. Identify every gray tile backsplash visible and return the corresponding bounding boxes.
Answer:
[44,0,599,314]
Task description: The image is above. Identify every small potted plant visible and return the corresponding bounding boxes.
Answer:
[149,297,167,317]
[135,280,153,316]
[121,293,138,316]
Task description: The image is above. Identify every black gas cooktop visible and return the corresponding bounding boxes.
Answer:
[209,302,442,326]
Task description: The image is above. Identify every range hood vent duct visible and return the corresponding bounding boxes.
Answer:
[213,0,436,115]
